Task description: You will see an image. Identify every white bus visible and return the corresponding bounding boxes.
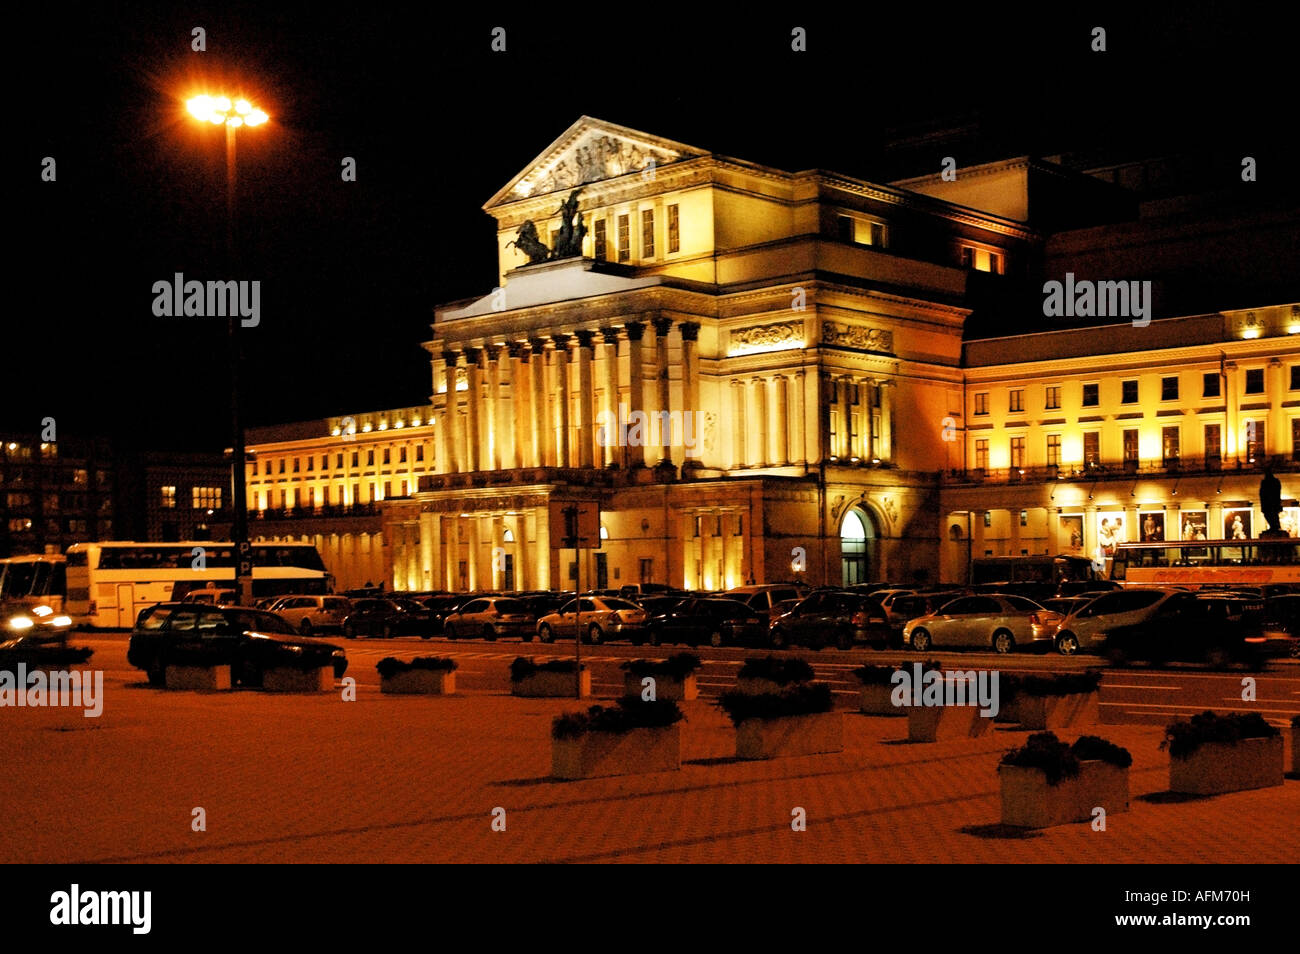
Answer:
[0,553,67,612]
[65,541,332,628]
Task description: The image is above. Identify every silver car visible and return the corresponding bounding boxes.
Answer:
[269,595,353,636]
[902,593,1056,653]
[443,596,537,641]
[1051,587,1184,655]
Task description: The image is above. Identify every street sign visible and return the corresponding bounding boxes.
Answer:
[548,501,600,549]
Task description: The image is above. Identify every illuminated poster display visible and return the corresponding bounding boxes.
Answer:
[1139,511,1165,541]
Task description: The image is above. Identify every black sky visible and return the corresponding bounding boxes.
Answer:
[7,3,1294,452]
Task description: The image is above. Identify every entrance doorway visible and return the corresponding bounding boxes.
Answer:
[841,508,877,585]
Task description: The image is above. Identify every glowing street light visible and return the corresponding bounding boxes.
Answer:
[186,94,268,127]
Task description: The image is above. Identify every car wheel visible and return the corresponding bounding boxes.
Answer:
[910,629,931,652]
[382,623,394,640]
[146,662,165,687]
[485,625,498,642]
[538,624,553,643]
[630,632,645,646]
[992,630,1015,654]
[1290,640,1300,660]
[1055,631,1080,656]
[648,628,662,647]
[836,629,853,651]
[770,627,787,649]
[444,624,457,640]
[709,629,724,648]
[343,622,357,639]
[299,619,313,637]
[521,631,534,643]
[586,624,603,645]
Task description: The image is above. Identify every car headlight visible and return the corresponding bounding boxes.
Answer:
[32,605,54,618]
[7,616,34,630]
[52,616,72,628]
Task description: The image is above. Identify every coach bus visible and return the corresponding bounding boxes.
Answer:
[64,541,332,627]
[0,553,66,612]
[1110,538,1300,590]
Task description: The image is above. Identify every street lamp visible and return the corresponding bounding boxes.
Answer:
[185,92,269,606]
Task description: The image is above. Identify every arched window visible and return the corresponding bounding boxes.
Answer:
[841,509,875,585]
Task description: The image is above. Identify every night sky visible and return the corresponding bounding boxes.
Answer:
[8,3,1293,453]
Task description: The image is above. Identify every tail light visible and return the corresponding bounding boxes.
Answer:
[1029,613,1041,625]
[851,611,869,626]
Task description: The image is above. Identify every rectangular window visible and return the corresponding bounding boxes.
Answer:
[1046,434,1061,466]
[1084,432,1100,466]
[1121,380,1138,404]
[1019,510,1028,527]
[383,481,391,499]
[399,446,407,463]
[263,460,271,475]
[1291,365,1300,390]
[839,214,886,247]
[870,222,886,247]
[321,455,328,470]
[1045,386,1061,410]
[367,450,375,467]
[1162,426,1180,463]
[278,459,285,474]
[1245,421,1262,462]
[594,219,607,260]
[382,448,391,465]
[1009,390,1024,413]
[1123,428,1139,463]
[1245,368,1265,394]
[641,209,655,258]
[1203,372,1220,397]
[1082,383,1099,407]
[1161,376,1179,401]
[639,558,653,583]
[1010,436,1025,468]
[337,453,344,468]
[974,392,989,416]
[416,445,425,462]
[352,451,359,467]
[617,214,630,262]
[192,487,222,509]
[1205,423,1221,461]
[974,439,989,470]
[960,245,1001,273]
[667,204,680,253]
[983,511,992,528]
[306,456,313,472]
[1293,418,1300,461]
[161,486,176,509]
[293,458,300,473]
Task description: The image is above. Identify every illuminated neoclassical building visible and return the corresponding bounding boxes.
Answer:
[380,116,1046,592]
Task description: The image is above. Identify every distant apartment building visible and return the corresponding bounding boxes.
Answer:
[0,436,114,557]
[113,451,232,543]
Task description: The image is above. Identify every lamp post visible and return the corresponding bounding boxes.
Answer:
[186,95,268,606]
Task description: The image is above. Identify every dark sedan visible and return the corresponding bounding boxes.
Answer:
[1101,594,1266,667]
[127,603,347,686]
[646,597,765,647]
[342,598,438,638]
[769,590,876,650]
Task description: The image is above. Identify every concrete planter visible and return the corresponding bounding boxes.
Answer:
[1292,726,1300,776]
[623,672,697,701]
[381,669,456,695]
[908,705,993,742]
[262,666,334,692]
[735,676,805,696]
[513,670,590,698]
[859,683,906,716]
[994,698,1019,724]
[164,664,231,691]
[1000,760,1130,828]
[1016,691,1100,730]
[1169,736,1284,795]
[551,725,681,779]
[735,711,843,759]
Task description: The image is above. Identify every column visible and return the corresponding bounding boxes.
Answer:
[1049,507,1061,555]
[866,381,878,461]
[486,345,503,471]
[1269,357,1284,460]
[1008,508,1021,557]
[490,517,505,590]
[552,333,572,468]
[1209,501,1224,544]
[419,511,441,591]
[446,518,459,591]
[750,377,768,468]
[772,374,789,466]
[575,330,596,469]
[680,323,701,465]
[439,351,459,474]
[731,380,747,469]
[879,380,894,462]
[467,516,480,591]
[405,523,419,590]
[600,328,620,467]
[464,348,482,473]
[972,509,985,558]
[508,512,526,590]
[533,506,550,590]
[818,372,833,463]
[507,342,527,469]
[841,376,854,459]
[625,321,647,467]
[792,370,806,465]
[1224,360,1239,463]
[653,316,673,464]
[529,338,550,468]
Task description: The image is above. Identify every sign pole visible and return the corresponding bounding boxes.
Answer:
[574,544,582,698]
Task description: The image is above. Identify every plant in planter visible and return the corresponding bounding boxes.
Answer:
[1163,710,1283,795]
[1003,671,1103,730]
[719,682,842,759]
[377,656,458,694]
[1292,714,1300,776]
[734,655,815,695]
[620,653,702,701]
[853,659,941,716]
[510,656,590,698]
[551,697,685,779]
[999,731,1132,828]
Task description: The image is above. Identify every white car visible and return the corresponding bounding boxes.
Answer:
[902,594,1059,653]
[537,596,648,644]
[1051,587,1185,655]
[268,595,352,636]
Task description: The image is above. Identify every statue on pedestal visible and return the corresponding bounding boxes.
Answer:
[1260,464,1284,536]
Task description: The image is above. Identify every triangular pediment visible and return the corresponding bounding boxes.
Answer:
[486,116,708,209]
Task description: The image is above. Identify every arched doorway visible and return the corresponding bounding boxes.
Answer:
[841,508,877,585]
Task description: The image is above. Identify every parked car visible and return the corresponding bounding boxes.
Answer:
[636,594,687,619]
[267,595,353,636]
[1050,587,1185,656]
[1035,597,1096,639]
[180,587,239,606]
[1261,594,1300,658]
[902,594,1060,654]
[443,596,538,641]
[127,602,347,686]
[536,596,647,644]
[769,590,878,650]
[646,597,765,647]
[719,584,810,623]
[1101,592,1266,667]
[617,583,684,600]
[1055,580,1121,597]
[881,591,964,648]
[341,598,438,638]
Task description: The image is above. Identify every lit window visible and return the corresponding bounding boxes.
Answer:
[1083,432,1100,466]
[1009,390,1024,413]
[192,487,222,509]
[641,209,655,259]
[960,244,1002,273]
[1162,426,1180,463]
[1019,510,1028,527]
[1123,429,1139,463]
[974,392,989,416]
[1205,423,1221,460]
[617,214,630,263]
[983,511,992,528]
[161,486,176,509]
[974,439,989,470]
[1046,434,1061,466]
[1045,386,1061,410]
[667,204,680,253]
[1010,436,1025,468]
[594,219,607,260]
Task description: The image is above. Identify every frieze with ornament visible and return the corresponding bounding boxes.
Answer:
[510,136,681,200]
[729,322,802,351]
[822,321,893,352]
